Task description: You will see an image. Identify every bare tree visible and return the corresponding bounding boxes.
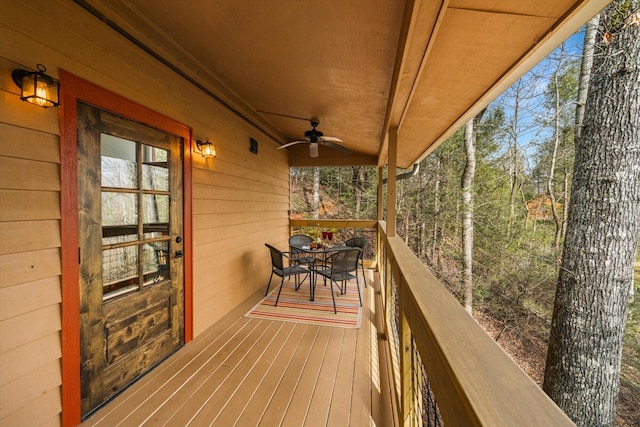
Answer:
[462,112,484,314]
[574,15,600,142]
[543,3,640,425]
[312,167,320,219]
[499,77,539,234]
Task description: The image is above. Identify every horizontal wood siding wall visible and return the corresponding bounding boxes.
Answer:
[0,105,63,426]
[0,1,290,424]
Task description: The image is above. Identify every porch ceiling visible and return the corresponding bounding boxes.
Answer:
[78,0,608,168]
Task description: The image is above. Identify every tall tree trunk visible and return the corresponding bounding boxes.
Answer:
[352,166,363,219]
[574,15,600,142]
[432,155,442,266]
[462,118,477,315]
[548,66,563,249]
[312,167,320,219]
[543,3,640,425]
[420,222,426,259]
[561,158,570,242]
[561,14,598,244]
[508,87,521,237]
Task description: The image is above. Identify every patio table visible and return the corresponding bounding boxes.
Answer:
[290,243,350,301]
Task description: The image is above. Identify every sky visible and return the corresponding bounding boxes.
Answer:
[489,25,587,172]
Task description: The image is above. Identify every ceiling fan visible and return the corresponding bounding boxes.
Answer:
[277,118,351,158]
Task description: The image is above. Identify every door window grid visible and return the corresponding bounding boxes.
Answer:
[101,135,171,300]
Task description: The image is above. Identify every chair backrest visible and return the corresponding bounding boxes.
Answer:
[265,243,284,270]
[289,234,314,256]
[289,234,313,246]
[344,236,366,250]
[331,248,361,274]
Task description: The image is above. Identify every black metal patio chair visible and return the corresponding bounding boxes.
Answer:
[344,236,367,287]
[289,234,316,267]
[314,247,362,314]
[264,243,310,306]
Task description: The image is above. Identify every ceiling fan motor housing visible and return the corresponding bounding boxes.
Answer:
[305,128,323,143]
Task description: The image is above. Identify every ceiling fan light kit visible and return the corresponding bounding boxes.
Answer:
[309,142,319,158]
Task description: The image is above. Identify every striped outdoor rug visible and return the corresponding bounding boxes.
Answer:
[245,279,361,328]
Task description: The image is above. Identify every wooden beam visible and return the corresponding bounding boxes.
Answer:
[377,166,384,221]
[377,0,418,167]
[387,128,397,237]
[288,144,377,167]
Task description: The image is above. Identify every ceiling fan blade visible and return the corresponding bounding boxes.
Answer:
[277,140,306,150]
[309,143,319,158]
[320,136,343,143]
[322,140,352,154]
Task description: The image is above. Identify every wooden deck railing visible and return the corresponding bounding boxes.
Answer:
[288,219,574,426]
[289,219,378,265]
[376,221,575,426]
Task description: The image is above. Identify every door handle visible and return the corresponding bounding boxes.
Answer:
[175,250,184,258]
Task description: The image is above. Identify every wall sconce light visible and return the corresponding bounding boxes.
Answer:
[195,137,216,158]
[12,64,60,108]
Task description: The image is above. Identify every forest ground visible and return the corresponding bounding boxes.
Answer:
[469,272,640,426]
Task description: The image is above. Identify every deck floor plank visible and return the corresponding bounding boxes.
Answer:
[158,320,275,425]
[265,326,332,426]
[125,319,258,425]
[81,272,395,427]
[211,323,309,426]
[83,294,262,426]
[326,327,359,426]
[118,318,264,426]
[349,281,374,427]
[303,327,346,426]
[187,321,294,424]
[233,325,320,426]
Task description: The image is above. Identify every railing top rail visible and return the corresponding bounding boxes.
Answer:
[290,219,377,228]
[378,222,574,427]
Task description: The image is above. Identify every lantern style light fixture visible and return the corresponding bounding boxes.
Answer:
[195,137,216,158]
[12,64,60,108]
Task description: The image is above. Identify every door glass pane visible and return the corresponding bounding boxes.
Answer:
[143,194,169,238]
[144,241,170,285]
[102,192,138,226]
[101,135,137,189]
[142,145,169,191]
[103,245,139,299]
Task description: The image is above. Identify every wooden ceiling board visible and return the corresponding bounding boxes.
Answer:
[116,0,405,157]
[396,7,570,167]
[75,0,609,167]
[449,0,573,19]
[387,0,445,127]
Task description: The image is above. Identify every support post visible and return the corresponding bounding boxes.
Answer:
[377,166,384,220]
[387,127,398,237]
[400,310,414,426]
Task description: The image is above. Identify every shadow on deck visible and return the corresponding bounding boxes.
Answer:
[82,271,396,426]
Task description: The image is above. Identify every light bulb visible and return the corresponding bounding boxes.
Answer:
[33,81,49,107]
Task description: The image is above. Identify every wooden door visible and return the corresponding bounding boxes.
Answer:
[77,103,184,417]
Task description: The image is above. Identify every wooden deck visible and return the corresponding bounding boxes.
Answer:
[82,272,396,426]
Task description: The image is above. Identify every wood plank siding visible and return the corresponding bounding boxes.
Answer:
[1,1,290,424]
[81,272,394,427]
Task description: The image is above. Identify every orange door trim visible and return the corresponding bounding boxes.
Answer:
[59,71,193,426]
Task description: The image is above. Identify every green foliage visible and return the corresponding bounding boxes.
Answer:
[290,166,378,219]
[474,284,491,303]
